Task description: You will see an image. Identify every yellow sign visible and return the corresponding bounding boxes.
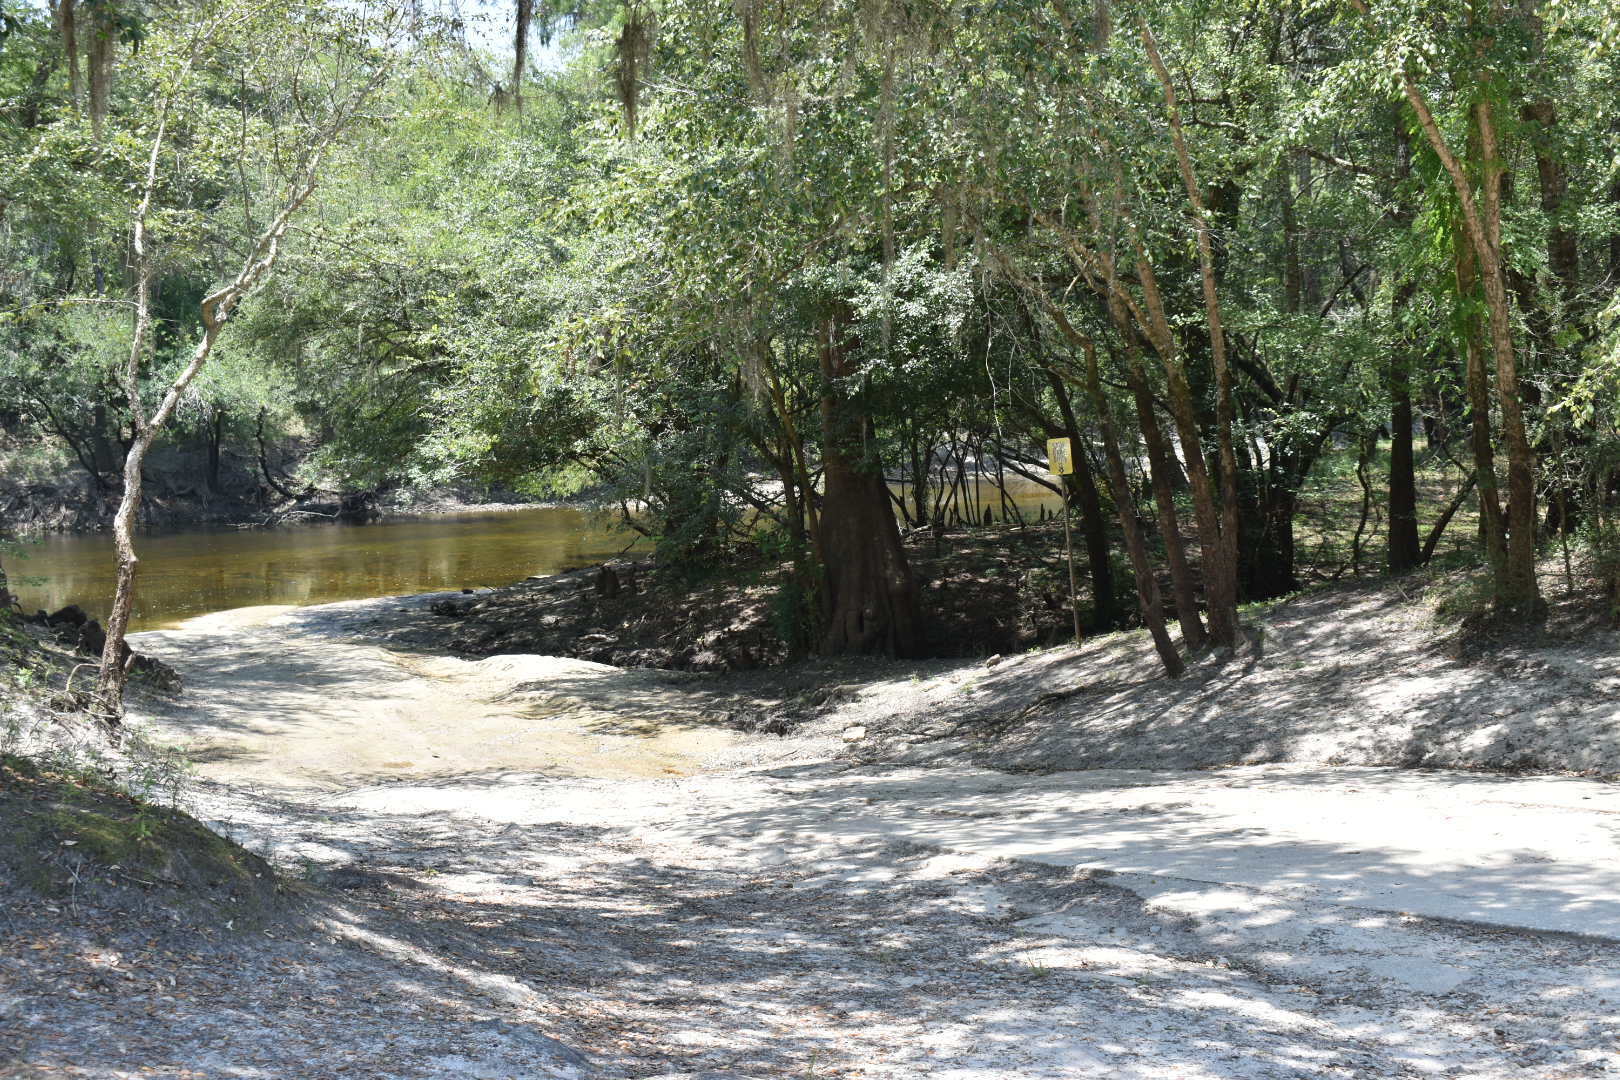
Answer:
[1046,437,1074,476]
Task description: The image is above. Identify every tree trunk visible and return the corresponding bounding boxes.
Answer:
[1135,248,1239,647]
[1609,162,1620,286]
[1238,478,1300,598]
[1045,369,1118,630]
[206,407,225,494]
[1422,473,1479,564]
[94,87,361,714]
[1357,0,1541,619]
[95,432,150,712]
[1349,431,1376,575]
[816,314,921,657]
[85,4,113,138]
[1120,340,1206,649]
[1387,280,1421,572]
[999,234,1207,647]
[54,0,81,114]
[1455,226,1507,577]
[511,0,533,110]
[1522,92,1577,300]
[1081,340,1182,676]
[1476,99,1542,618]
[1142,21,1242,646]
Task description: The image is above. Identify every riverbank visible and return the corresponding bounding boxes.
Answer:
[388,520,1100,672]
[344,540,1620,778]
[0,431,551,537]
[3,589,1619,1077]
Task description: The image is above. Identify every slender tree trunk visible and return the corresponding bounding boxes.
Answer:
[1083,233,1209,648]
[908,424,929,526]
[85,3,113,138]
[816,313,921,657]
[1388,280,1421,572]
[1081,340,1182,676]
[1423,473,1479,564]
[1524,105,1577,300]
[1370,0,1538,617]
[93,227,158,713]
[511,0,533,110]
[1476,100,1541,617]
[1609,163,1620,286]
[1045,369,1119,630]
[1135,247,1239,647]
[97,435,150,711]
[994,234,1207,645]
[1349,431,1376,575]
[1121,339,1206,649]
[206,407,225,494]
[55,0,81,114]
[94,54,377,713]
[1142,22,1242,645]
[1455,225,1507,576]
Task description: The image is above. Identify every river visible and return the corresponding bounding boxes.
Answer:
[7,507,637,631]
[9,468,1067,631]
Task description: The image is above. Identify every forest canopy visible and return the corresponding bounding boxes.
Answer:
[4,0,1620,678]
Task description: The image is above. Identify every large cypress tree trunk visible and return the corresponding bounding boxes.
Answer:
[816,314,921,657]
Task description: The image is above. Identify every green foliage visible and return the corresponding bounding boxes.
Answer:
[5,0,1620,638]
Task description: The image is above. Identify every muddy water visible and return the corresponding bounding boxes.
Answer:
[11,471,1067,632]
[8,508,638,631]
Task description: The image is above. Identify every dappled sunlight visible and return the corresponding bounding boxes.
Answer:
[15,585,1600,1076]
[76,760,1576,1077]
[838,580,1620,781]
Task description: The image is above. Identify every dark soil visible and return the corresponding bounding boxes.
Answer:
[407,521,1098,671]
[0,756,280,924]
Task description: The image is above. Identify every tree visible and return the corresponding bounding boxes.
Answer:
[82,0,398,716]
[1349,0,1544,618]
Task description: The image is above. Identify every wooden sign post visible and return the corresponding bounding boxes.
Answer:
[1046,438,1082,646]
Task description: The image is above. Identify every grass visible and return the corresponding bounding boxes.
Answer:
[0,608,268,918]
[1427,569,1498,627]
[1021,954,1055,980]
[0,752,278,918]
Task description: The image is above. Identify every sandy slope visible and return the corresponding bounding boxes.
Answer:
[832,580,1620,776]
[129,604,757,791]
[6,590,1616,1078]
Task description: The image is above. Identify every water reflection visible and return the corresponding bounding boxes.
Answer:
[9,473,1070,631]
[8,508,639,631]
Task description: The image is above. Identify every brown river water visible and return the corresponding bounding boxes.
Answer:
[7,507,637,631]
[8,473,1064,631]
